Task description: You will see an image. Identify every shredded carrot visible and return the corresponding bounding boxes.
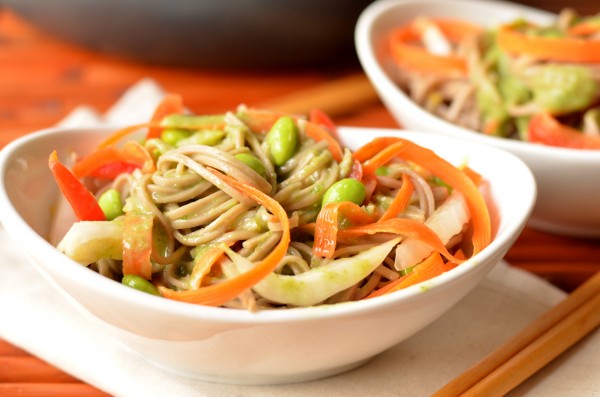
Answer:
[354,137,491,256]
[159,169,291,306]
[460,165,483,186]
[96,123,151,149]
[313,202,375,258]
[188,245,229,290]
[237,108,295,133]
[497,24,600,62]
[389,19,482,77]
[303,120,344,162]
[366,252,450,298]
[569,20,600,36]
[122,212,154,280]
[379,173,414,222]
[72,141,155,179]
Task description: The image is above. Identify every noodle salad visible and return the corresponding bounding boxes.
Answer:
[388,9,600,149]
[49,95,491,310]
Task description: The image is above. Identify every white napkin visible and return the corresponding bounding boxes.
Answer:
[1,79,599,396]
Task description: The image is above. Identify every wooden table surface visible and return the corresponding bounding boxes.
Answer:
[1,2,600,396]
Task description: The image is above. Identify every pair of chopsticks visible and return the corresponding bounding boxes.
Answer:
[433,270,600,397]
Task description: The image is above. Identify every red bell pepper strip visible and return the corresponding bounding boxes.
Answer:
[48,151,106,222]
[309,108,338,134]
[72,141,155,179]
[528,112,600,149]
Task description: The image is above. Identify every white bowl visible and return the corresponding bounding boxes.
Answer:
[356,0,600,238]
[0,125,535,385]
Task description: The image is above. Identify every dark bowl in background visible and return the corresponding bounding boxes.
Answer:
[2,0,372,68]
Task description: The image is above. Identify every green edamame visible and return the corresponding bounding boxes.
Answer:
[160,114,226,129]
[235,153,266,177]
[177,129,226,147]
[122,274,160,296]
[98,189,124,221]
[322,178,366,206]
[160,128,191,146]
[266,116,298,166]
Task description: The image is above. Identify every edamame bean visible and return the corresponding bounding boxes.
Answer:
[322,178,366,206]
[122,274,160,296]
[161,128,191,146]
[235,153,266,177]
[177,129,226,147]
[98,189,124,221]
[266,116,298,166]
[161,114,226,129]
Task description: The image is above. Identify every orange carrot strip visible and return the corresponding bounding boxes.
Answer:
[366,252,449,299]
[389,19,482,77]
[379,173,414,222]
[460,165,483,186]
[304,120,344,162]
[313,201,375,258]
[159,170,290,306]
[497,24,600,62]
[122,212,154,280]
[146,93,185,140]
[72,141,155,179]
[188,245,229,290]
[96,123,151,149]
[569,20,600,36]
[237,108,294,133]
[355,137,491,255]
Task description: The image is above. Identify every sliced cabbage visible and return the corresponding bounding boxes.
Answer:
[395,191,469,270]
[57,220,123,265]
[229,237,401,307]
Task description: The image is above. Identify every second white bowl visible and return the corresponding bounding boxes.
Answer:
[356,0,600,237]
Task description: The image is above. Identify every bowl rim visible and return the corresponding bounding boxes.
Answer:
[0,125,536,324]
[355,0,600,162]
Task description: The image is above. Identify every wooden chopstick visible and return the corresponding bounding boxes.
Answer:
[256,73,380,118]
[433,270,600,397]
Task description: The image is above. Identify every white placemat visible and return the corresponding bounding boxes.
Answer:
[1,79,598,396]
